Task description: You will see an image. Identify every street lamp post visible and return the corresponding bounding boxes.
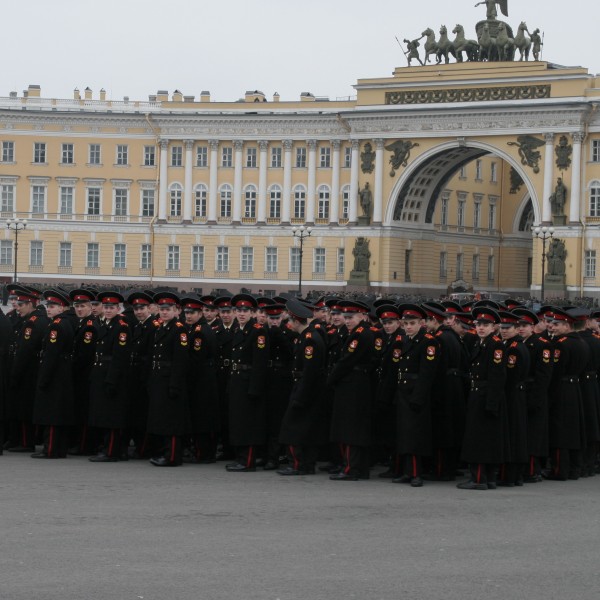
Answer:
[6,218,28,283]
[292,225,312,296]
[532,225,554,302]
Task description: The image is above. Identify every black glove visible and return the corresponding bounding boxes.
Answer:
[104,383,117,398]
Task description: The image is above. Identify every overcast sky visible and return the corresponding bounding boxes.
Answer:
[2,0,597,103]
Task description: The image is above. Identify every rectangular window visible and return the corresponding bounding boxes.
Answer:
[490,162,498,183]
[457,199,465,227]
[591,187,600,217]
[141,244,152,270]
[171,145,183,167]
[266,247,278,273]
[489,204,497,229]
[241,246,254,272]
[87,243,99,268]
[196,146,208,167]
[195,187,207,217]
[318,189,330,219]
[143,145,155,166]
[314,248,326,274]
[294,189,305,219]
[337,248,345,274]
[30,240,43,267]
[216,246,229,271]
[59,242,72,267]
[439,252,447,278]
[1,184,15,212]
[244,189,256,218]
[246,147,257,168]
[114,243,126,269]
[342,188,350,219]
[592,140,600,163]
[0,240,12,265]
[32,185,46,214]
[459,165,467,179]
[440,196,449,225]
[269,188,281,219]
[61,143,74,164]
[89,144,101,165]
[271,147,282,168]
[295,147,306,168]
[116,144,128,165]
[87,188,101,215]
[192,245,205,271]
[344,146,351,168]
[319,146,331,168]
[221,146,233,167]
[290,247,301,273]
[475,159,483,181]
[472,254,480,280]
[2,141,15,162]
[456,253,464,279]
[167,245,180,270]
[115,189,128,216]
[33,142,46,164]
[487,255,495,280]
[585,250,597,278]
[60,187,74,214]
[473,201,481,229]
[142,189,155,217]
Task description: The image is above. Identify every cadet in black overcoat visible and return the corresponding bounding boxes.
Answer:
[278,299,327,475]
[181,295,220,463]
[392,304,438,487]
[32,290,76,458]
[497,312,530,486]
[544,308,588,480]
[7,287,49,451]
[88,292,131,462]
[0,308,11,453]
[327,300,375,481]
[513,308,553,482]
[146,292,190,467]
[458,308,508,490]
[226,294,269,472]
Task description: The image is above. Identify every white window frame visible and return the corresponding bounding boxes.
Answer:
[114,188,129,217]
[317,185,330,219]
[171,145,183,167]
[244,185,257,218]
[89,144,101,165]
[240,246,254,272]
[585,250,596,278]
[140,244,152,270]
[31,185,46,214]
[266,247,278,273]
[114,243,127,269]
[33,142,46,164]
[191,245,205,271]
[59,186,74,214]
[167,245,180,270]
[87,242,99,268]
[196,146,208,167]
[1,184,15,212]
[141,189,155,217]
[269,185,281,218]
[293,185,306,219]
[246,147,257,168]
[87,187,101,215]
[290,247,301,273]
[2,141,15,163]
[169,183,182,216]
[143,145,155,166]
[30,240,43,267]
[61,143,74,165]
[319,146,331,168]
[0,240,13,265]
[295,147,306,168]
[216,246,229,271]
[271,146,282,168]
[116,144,128,166]
[194,184,207,217]
[220,184,232,217]
[59,241,72,267]
[314,247,326,274]
[221,146,233,167]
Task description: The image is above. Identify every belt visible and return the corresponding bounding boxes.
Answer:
[94,354,112,362]
[470,380,488,391]
[584,372,597,380]
[231,363,252,372]
[561,376,579,384]
[267,360,291,369]
[292,370,304,380]
[152,360,172,370]
[398,371,418,382]
[219,359,231,368]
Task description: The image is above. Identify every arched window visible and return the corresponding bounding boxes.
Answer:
[244,184,257,218]
[590,180,600,217]
[269,184,281,219]
[341,185,350,219]
[194,183,207,217]
[219,184,232,218]
[518,199,534,231]
[317,185,330,219]
[293,185,306,219]
[169,182,182,216]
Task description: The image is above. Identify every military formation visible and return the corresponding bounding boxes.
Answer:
[1,284,599,490]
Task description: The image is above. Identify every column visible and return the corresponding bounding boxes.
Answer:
[258,140,268,223]
[349,140,360,223]
[306,140,317,224]
[183,139,194,222]
[158,139,168,221]
[542,133,554,224]
[330,140,341,223]
[373,138,384,224]
[282,140,292,223]
[569,132,585,224]
[233,140,243,223]
[208,140,218,222]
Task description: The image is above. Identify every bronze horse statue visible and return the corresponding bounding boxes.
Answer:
[452,24,479,62]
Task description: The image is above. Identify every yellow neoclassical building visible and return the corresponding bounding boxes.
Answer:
[1,60,600,298]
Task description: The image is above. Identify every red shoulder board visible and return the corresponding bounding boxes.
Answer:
[370,327,379,332]
[328,329,336,335]
[356,327,364,333]
[314,323,322,329]
[395,334,402,341]
[435,330,443,337]
[86,320,94,326]
[425,333,434,339]
[510,341,518,348]
[539,336,549,343]
[53,318,61,324]
[175,321,184,328]
[30,316,37,322]
[153,319,161,327]
[558,337,567,343]
[254,323,263,329]
[492,335,501,342]
[119,320,128,327]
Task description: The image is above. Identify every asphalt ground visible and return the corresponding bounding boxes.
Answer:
[1,453,599,600]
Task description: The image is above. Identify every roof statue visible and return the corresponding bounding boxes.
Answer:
[475,0,508,21]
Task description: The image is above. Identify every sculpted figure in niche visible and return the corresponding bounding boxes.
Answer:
[358,183,372,217]
[546,239,566,277]
[549,177,567,217]
[353,237,371,272]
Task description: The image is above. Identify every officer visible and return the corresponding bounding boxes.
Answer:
[6,286,49,452]
[392,304,438,487]
[277,298,328,476]
[31,290,77,459]
[88,292,131,462]
[327,299,374,481]
[512,308,553,482]
[226,294,269,472]
[200,295,220,327]
[0,307,11,454]
[126,291,159,459]
[181,294,219,463]
[68,289,98,455]
[457,307,508,490]
[146,292,190,467]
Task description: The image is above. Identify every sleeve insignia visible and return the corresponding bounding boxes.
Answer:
[305,332,312,339]
[194,324,202,332]
[49,330,58,343]
[84,331,93,343]
[254,323,263,329]
[24,327,32,340]
[348,339,358,352]
[395,335,403,341]
[392,348,402,362]
[492,335,501,342]
[542,349,550,362]
[356,327,364,333]
[305,345,314,359]
[510,341,518,348]
[194,337,201,350]
[493,349,503,363]
[176,321,184,328]
[118,332,127,346]
[180,333,188,346]
[426,345,436,360]
[30,316,37,322]
[539,336,549,343]
[425,333,434,340]
[257,335,266,349]
[53,318,61,324]
[374,338,383,350]
[554,349,561,362]
[507,354,516,367]
[558,337,567,343]
[87,320,94,326]
[119,319,128,327]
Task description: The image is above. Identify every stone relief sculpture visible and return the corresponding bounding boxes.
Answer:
[360,142,375,174]
[385,139,420,177]
[352,237,371,273]
[555,135,572,171]
[507,135,545,174]
[546,239,566,277]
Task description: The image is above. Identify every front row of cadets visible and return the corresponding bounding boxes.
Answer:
[1,286,599,489]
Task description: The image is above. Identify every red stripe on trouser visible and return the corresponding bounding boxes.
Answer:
[554,449,560,476]
[412,455,417,477]
[289,445,299,470]
[48,426,55,456]
[530,456,535,476]
[170,436,177,463]
[344,445,351,474]
[107,430,115,457]
[476,464,482,484]
[22,422,28,447]
[247,446,253,468]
